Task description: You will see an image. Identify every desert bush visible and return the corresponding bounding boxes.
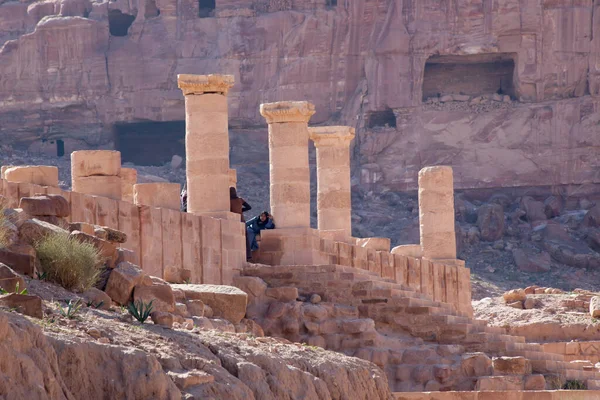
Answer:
[35,233,101,292]
[0,203,10,248]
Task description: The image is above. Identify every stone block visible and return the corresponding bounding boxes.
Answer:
[2,180,19,208]
[0,248,36,276]
[182,213,202,283]
[476,376,523,391]
[367,248,381,275]
[457,263,472,316]
[19,218,70,246]
[353,245,368,270]
[445,264,458,306]
[406,257,421,292]
[72,176,122,200]
[104,262,145,305]
[19,195,69,217]
[164,266,191,284]
[380,252,394,280]
[0,263,25,293]
[590,296,600,318]
[199,216,221,284]
[186,300,205,317]
[524,374,546,390]
[70,231,117,266]
[150,311,174,328]
[69,222,95,236]
[81,288,112,310]
[133,278,175,313]
[117,201,140,265]
[3,166,59,187]
[0,293,43,318]
[418,258,431,297]
[391,244,423,258]
[161,208,183,280]
[356,237,391,252]
[170,284,247,324]
[394,254,408,285]
[493,356,532,375]
[120,167,137,203]
[139,205,163,279]
[69,192,96,225]
[503,289,527,303]
[71,150,121,177]
[265,287,298,302]
[95,196,119,229]
[133,183,181,210]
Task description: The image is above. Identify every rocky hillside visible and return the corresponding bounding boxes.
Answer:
[0,0,598,191]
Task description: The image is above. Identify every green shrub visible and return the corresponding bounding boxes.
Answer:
[35,233,101,292]
[127,300,154,323]
[57,299,82,319]
[0,282,28,295]
[563,380,586,390]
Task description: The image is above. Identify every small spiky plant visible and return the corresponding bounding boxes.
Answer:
[127,300,154,323]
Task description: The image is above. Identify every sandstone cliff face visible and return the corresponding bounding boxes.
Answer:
[0,0,598,189]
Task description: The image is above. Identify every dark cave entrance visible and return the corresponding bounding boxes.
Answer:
[108,10,135,37]
[114,121,185,166]
[199,0,216,17]
[56,139,65,157]
[367,109,397,129]
[422,53,517,101]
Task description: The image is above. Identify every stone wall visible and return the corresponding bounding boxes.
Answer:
[0,179,246,285]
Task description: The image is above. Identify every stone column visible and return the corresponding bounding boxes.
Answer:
[418,166,456,260]
[177,74,234,218]
[309,126,354,237]
[260,102,315,228]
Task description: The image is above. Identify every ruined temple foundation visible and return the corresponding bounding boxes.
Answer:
[309,126,355,239]
[178,74,237,220]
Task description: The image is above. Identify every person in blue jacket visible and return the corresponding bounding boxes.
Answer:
[246,211,275,251]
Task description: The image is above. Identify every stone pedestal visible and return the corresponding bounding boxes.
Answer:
[418,166,456,260]
[71,151,122,200]
[309,126,354,238]
[260,101,315,228]
[178,74,234,219]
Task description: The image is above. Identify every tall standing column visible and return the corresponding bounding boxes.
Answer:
[309,126,355,238]
[260,102,315,228]
[418,166,457,260]
[177,74,234,218]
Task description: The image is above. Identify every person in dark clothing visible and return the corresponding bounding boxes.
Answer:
[229,187,253,260]
[229,187,251,222]
[246,211,275,251]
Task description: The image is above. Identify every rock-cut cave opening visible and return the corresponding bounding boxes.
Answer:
[422,53,518,101]
[108,10,135,37]
[199,0,216,17]
[367,109,396,129]
[114,121,185,166]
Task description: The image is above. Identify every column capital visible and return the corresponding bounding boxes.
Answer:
[177,74,234,95]
[260,101,315,124]
[309,126,355,147]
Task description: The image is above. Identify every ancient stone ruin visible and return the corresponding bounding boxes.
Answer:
[1,73,599,399]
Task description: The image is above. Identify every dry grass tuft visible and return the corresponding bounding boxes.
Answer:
[35,233,101,292]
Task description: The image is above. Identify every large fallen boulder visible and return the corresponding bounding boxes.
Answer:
[171,284,247,324]
[133,277,175,313]
[0,247,36,276]
[104,262,145,305]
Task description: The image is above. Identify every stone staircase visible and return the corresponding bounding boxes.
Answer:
[241,264,600,392]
